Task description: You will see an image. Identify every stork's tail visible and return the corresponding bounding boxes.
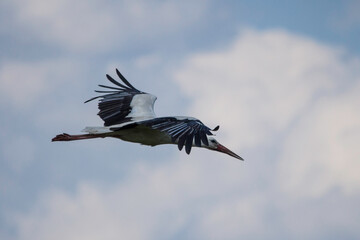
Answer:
[52,133,101,142]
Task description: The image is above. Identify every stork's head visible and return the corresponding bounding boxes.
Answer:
[206,137,243,160]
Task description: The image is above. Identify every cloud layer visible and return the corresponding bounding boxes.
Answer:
[11,29,360,240]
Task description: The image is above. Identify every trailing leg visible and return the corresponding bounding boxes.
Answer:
[52,133,102,142]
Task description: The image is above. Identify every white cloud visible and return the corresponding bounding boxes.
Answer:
[197,194,266,239]
[13,153,360,240]
[173,29,360,235]
[278,82,360,197]
[174,28,360,196]
[14,158,249,240]
[6,0,208,52]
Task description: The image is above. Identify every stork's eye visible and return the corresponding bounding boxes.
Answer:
[210,139,216,143]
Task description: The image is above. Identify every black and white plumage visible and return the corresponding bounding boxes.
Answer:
[52,69,243,160]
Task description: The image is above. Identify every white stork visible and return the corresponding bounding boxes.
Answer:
[52,69,243,160]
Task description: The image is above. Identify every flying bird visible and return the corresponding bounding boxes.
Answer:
[52,69,243,160]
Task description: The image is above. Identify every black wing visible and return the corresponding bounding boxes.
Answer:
[85,69,148,126]
[140,117,219,154]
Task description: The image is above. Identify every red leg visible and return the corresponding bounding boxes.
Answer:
[52,133,100,142]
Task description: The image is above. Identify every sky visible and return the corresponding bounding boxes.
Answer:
[1,0,360,239]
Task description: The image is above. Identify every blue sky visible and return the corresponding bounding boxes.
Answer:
[1,1,360,239]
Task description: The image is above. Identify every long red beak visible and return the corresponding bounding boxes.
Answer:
[216,144,244,160]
